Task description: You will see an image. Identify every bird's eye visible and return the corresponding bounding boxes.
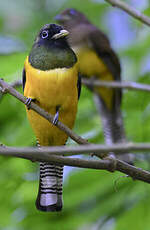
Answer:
[69,9,76,15]
[42,30,49,39]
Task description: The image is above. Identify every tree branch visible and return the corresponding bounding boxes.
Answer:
[82,78,150,93]
[0,145,150,184]
[8,78,150,93]
[10,79,22,88]
[1,143,150,157]
[105,0,150,27]
[1,79,150,184]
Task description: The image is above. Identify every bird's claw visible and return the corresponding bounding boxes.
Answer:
[53,111,59,125]
[25,98,35,110]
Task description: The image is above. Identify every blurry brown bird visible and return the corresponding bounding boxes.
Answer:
[55,8,133,163]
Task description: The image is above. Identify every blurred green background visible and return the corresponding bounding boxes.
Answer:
[1,0,150,229]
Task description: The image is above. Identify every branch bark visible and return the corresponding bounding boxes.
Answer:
[10,79,22,88]
[0,145,150,184]
[8,78,150,93]
[1,143,150,157]
[82,78,150,93]
[105,0,150,27]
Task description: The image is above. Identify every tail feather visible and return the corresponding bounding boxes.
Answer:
[94,93,134,164]
[56,165,63,210]
[36,162,63,212]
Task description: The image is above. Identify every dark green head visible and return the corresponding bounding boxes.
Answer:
[29,23,77,70]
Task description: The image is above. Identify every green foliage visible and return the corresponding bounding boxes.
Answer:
[123,74,150,142]
[0,0,150,230]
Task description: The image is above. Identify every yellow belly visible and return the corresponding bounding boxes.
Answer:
[24,57,78,146]
[75,47,114,110]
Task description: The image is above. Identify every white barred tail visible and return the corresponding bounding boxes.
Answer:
[36,162,63,212]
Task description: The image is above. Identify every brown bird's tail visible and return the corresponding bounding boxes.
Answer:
[36,162,63,212]
[94,94,134,164]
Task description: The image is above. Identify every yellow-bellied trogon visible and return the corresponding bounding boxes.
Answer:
[23,24,81,212]
[55,9,133,163]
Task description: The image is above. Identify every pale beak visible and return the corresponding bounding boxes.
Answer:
[52,29,69,39]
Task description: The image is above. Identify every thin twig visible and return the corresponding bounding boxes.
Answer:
[9,78,150,93]
[0,146,150,184]
[82,78,150,93]
[105,0,150,27]
[0,143,150,157]
[10,79,22,88]
[0,146,111,169]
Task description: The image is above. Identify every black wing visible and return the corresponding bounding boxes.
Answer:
[89,29,121,81]
[22,68,26,92]
[89,28,122,106]
[77,73,82,100]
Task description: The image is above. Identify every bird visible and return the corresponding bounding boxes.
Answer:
[55,8,133,163]
[23,23,81,212]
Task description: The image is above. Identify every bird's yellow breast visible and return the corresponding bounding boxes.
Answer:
[74,47,114,110]
[24,57,78,146]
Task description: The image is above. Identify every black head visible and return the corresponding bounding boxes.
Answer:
[29,23,77,70]
[34,23,69,46]
[55,8,89,28]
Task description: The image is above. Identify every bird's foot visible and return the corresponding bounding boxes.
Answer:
[25,97,36,110]
[53,110,59,125]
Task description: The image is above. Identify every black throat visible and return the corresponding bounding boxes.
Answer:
[29,38,77,71]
